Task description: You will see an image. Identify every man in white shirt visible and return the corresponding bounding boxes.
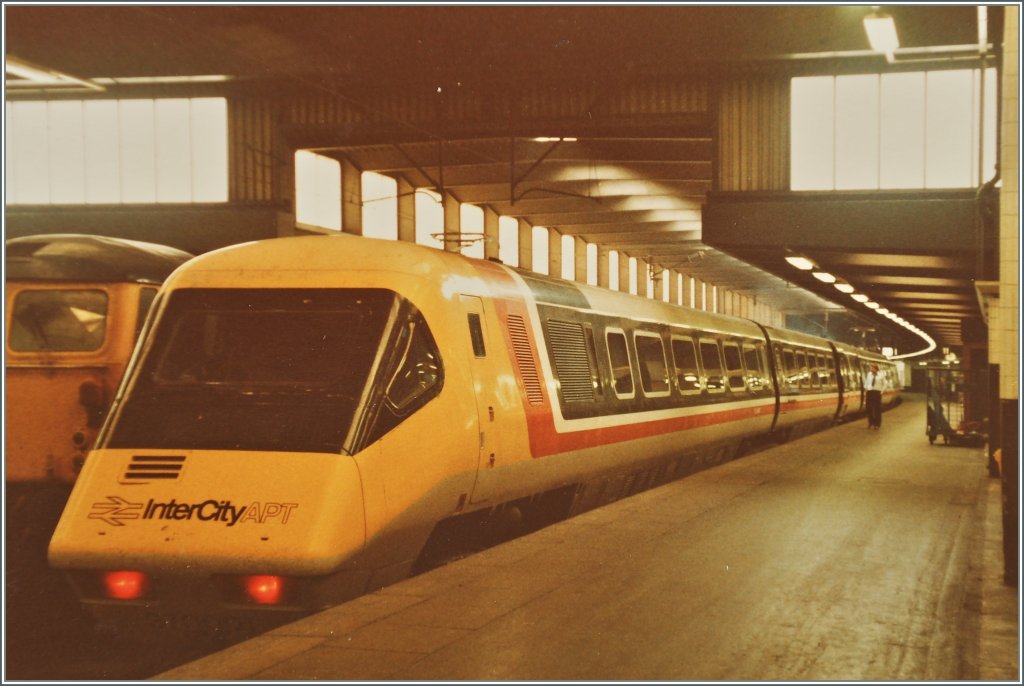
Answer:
[865,363,885,429]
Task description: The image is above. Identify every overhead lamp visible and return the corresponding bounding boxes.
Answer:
[865,301,880,309]
[812,271,836,284]
[785,255,816,270]
[533,137,578,142]
[864,10,900,57]
[834,282,855,294]
[851,293,869,303]
[876,307,890,315]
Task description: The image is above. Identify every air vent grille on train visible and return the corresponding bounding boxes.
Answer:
[120,455,186,483]
[506,314,544,405]
[545,320,595,403]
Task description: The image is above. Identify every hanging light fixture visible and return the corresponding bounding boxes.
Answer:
[864,8,900,59]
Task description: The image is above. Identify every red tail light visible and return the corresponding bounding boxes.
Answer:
[103,571,149,600]
[243,575,285,605]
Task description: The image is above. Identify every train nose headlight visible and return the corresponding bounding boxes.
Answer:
[103,571,149,600]
[243,575,286,605]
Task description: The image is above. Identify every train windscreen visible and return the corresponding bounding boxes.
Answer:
[107,288,396,453]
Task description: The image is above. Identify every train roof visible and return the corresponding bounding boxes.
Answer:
[5,234,193,284]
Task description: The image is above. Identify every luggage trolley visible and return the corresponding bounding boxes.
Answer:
[925,366,987,446]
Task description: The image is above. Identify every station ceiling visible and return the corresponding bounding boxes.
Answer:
[5,5,998,355]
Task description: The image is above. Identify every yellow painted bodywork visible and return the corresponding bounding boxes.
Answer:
[50,235,532,578]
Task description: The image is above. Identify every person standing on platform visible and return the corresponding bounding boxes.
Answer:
[865,363,885,429]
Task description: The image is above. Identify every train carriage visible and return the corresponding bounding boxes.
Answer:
[48,233,898,626]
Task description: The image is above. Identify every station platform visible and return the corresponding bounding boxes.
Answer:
[154,395,1019,681]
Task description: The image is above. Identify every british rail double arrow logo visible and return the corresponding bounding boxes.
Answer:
[88,496,143,526]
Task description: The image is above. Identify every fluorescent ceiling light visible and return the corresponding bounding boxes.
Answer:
[876,308,890,315]
[785,256,816,270]
[92,75,233,85]
[851,293,869,303]
[812,271,836,283]
[865,301,880,309]
[864,12,900,55]
[533,137,578,142]
[834,283,855,294]
[6,55,103,91]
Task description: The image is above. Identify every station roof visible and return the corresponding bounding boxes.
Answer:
[5,5,998,353]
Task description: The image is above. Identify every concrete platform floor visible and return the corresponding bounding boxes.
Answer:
[155,395,1019,681]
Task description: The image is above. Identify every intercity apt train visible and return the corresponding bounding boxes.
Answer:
[49,233,900,625]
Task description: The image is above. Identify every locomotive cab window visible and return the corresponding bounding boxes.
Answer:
[105,288,441,454]
[634,332,669,397]
[699,339,725,392]
[671,335,702,395]
[9,289,109,352]
[606,329,635,399]
[722,342,745,391]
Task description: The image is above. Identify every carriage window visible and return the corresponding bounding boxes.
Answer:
[826,355,836,387]
[9,289,108,352]
[699,339,725,392]
[783,349,798,386]
[809,353,821,388]
[135,287,159,343]
[671,336,701,394]
[723,342,745,390]
[606,329,634,398]
[635,332,669,396]
[795,351,809,388]
[742,344,764,391]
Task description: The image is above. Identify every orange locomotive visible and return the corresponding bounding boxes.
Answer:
[6,234,192,546]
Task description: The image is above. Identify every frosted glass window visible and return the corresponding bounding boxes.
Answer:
[119,100,157,202]
[628,257,638,295]
[586,242,598,286]
[645,265,654,298]
[5,103,12,201]
[792,70,995,191]
[609,250,620,291]
[926,70,973,188]
[498,216,519,266]
[415,189,444,249]
[835,74,879,190]
[7,97,227,205]
[532,226,550,275]
[791,76,835,190]
[47,100,86,204]
[155,99,192,202]
[460,203,484,258]
[973,68,998,184]
[677,273,684,306]
[712,286,718,313]
[294,151,341,231]
[362,172,398,240]
[11,101,50,203]
[662,269,670,302]
[561,234,575,280]
[880,72,926,188]
[188,98,228,202]
[83,100,120,203]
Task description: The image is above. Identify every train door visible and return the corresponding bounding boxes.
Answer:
[460,295,502,505]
